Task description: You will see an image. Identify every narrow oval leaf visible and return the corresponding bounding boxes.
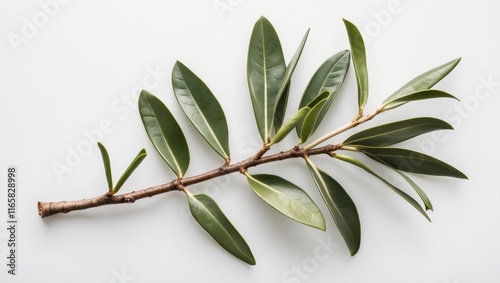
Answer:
[334,154,431,221]
[246,174,326,230]
[274,82,290,134]
[299,97,328,144]
[114,149,147,194]
[343,117,453,147]
[138,90,190,177]
[173,61,230,163]
[187,192,255,265]
[296,50,350,136]
[271,107,310,145]
[343,19,368,112]
[274,91,330,145]
[97,142,113,191]
[247,16,286,141]
[274,29,310,132]
[305,159,361,256]
[357,147,468,179]
[381,58,461,108]
[306,89,330,108]
[362,152,433,211]
[381,90,459,111]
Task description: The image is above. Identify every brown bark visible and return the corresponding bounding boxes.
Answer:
[38,144,339,218]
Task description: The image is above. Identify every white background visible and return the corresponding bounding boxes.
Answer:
[1,0,499,282]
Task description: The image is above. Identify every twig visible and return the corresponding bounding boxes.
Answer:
[38,144,339,218]
[303,109,380,150]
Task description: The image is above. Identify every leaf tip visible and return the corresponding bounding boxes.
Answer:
[174,60,185,69]
[247,256,257,266]
[318,223,327,232]
[349,247,360,257]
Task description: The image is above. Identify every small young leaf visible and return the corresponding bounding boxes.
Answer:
[138,90,190,178]
[299,97,328,144]
[343,19,368,112]
[357,147,468,179]
[334,154,431,221]
[297,50,350,136]
[381,58,461,109]
[271,107,310,145]
[342,117,453,147]
[113,149,147,194]
[305,158,361,256]
[187,192,256,265]
[274,29,310,132]
[246,173,326,230]
[380,90,459,111]
[173,61,230,163]
[97,142,113,192]
[272,91,329,145]
[247,16,286,141]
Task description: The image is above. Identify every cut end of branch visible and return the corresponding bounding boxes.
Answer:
[38,201,44,218]
[38,201,58,218]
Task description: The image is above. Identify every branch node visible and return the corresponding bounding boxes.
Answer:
[254,143,270,160]
[173,178,185,191]
[124,197,135,203]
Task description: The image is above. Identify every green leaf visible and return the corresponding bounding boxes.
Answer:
[247,16,286,141]
[273,29,310,132]
[305,158,361,256]
[357,147,468,179]
[381,58,461,109]
[397,170,433,211]
[97,142,113,192]
[296,50,350,136]
[299,96,328,144]
[305,89,331,108]
[271,107,310,145]
[367,153,433,211]
[334,154,431,221]
[246,173,326,230]
[274,82,290,134]
[272,91,330,145]
[172,61,230,163]
[113,149,147,194]
[343,19,368,112]
[380,90,459,111]
[343,117,453,147]
[138,90,190,178]
[187,192,255,265]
